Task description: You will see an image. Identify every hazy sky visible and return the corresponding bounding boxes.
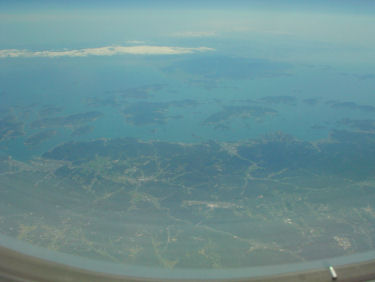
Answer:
[0,1,374,64]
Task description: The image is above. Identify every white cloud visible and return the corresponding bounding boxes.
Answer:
[172,31,216,38]
[0,45,214,58]
[125,40,146,45]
